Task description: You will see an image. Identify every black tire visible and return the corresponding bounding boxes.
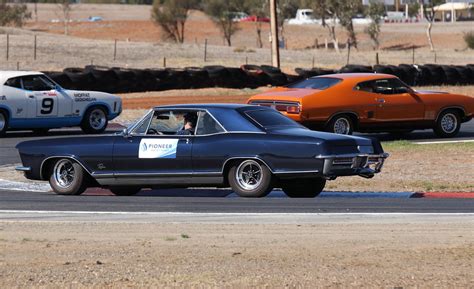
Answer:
[48,158,88,195]
[0,110,8,137]
[433,110,461,138]
[32,128,49,135]
[109,186,141,196]
[326,115,354,135]
[81,106,108,134]
[228,159,273,198]
[282,178,326,198]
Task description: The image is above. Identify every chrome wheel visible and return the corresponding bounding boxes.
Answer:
[235,160,263,191]
[53,159,75,188]
[440,113,457,134]
[0,113,5,131]
[89,108,106,130]
[333,118,351,134]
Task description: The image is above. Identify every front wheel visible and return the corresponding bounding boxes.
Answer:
[109,186,142,196]
[326,115,354,135]
[0,111,8,137]
[49,159,88,195]
[81,107,108,134]
[434,110,461,138]
[228,159,273,198]
[282,178,326,198]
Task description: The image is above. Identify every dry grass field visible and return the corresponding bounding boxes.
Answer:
[0,4,472,72]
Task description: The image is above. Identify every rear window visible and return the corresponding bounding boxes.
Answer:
[287,77,341,90]
[245,109,300,128]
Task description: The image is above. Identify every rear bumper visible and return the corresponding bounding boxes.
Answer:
[317,153,389,179]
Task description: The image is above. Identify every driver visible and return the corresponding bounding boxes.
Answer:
[176,112,197,135]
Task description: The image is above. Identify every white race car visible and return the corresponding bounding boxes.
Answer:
[0,71,122,136]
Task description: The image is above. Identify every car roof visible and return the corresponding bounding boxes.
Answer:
[0,71,44,85]
[153,103,261,110]
[312,73,396,80]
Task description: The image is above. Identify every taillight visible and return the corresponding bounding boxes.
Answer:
[286,105,301,114]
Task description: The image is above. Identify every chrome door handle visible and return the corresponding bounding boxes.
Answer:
[28,95,34,99]
[377,98,385,103]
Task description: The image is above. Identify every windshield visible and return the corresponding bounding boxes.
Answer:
[245,109,301,128]
[287,77,341,90]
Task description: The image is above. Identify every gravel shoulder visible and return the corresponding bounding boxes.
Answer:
[0,219,472,287]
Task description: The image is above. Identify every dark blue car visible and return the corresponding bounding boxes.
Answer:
[15,104,388,198]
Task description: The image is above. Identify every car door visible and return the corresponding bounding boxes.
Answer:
[21,75,73,118]
[112,109,194,184]
[373,78,425,122]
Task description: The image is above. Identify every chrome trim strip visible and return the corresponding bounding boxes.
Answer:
[15,166,31,172]
[273,170,319,174]
[315,153,389,159]
[112,172,222,177]
[39,155,92,180]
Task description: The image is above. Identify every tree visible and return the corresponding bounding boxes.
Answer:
[204,0,243,46]
[337,0,361,49]
[0,1,31,27]
[308,0,361,52]
[421,0,443,51]
[364,0,384,50]
[243,0,269,48]
[277,0,300,41]
[309,0,340,52]
[152,0,199,43]
[56,0,73,35]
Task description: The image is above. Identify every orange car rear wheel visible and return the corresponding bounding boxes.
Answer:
[326,115,354,135]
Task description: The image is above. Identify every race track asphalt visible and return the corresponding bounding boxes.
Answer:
[0,189,473,213]
[1,119,473,166]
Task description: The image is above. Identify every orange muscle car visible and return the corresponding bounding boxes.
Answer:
[247,73,474,137]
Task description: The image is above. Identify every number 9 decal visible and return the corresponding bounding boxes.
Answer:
[41,98,54,114]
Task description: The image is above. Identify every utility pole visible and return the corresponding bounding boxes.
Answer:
[269,0,280,68]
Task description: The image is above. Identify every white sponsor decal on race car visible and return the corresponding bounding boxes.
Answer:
[139,138,179,159]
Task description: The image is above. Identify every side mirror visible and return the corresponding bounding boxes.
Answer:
[55,85,63,91]
[122,128,131,138]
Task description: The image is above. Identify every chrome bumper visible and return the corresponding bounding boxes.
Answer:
[15,166,31,172]
[317,153,389,179]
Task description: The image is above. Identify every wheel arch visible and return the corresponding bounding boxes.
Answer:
[0,105,12,122]
[435,106,466,122]
[83,102,111,118]
[40,156,94,181]
[325,111,360,129]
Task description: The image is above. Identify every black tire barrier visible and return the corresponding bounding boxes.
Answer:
[339,65,373,73]
[42,63,474,95]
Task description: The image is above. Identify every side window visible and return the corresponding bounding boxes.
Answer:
[21,75,54,91]
[373,79,393,95]
[354,80,375,93]
[146,110,198,135]
[388,78,411,94]
[195,111,225,135]
[4,77,22,89]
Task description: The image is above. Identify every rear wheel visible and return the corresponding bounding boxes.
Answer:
[81,107,108,134]
[228,159,273,198]
[49,159,88,195]
[282,178,326,198]
[326,115,354,135]
[0,111,8,137]
[109,186,142,196]
[434,110,461,138]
